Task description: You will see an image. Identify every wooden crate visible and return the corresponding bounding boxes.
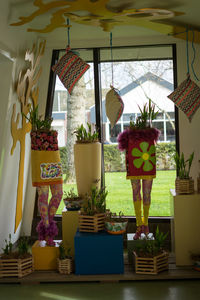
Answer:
[175,178,194,194]
[57,258,73,274]
[134,251,168,275]
[78,213,105,232]
[0,256,34,278]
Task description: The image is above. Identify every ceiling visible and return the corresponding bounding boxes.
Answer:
[8,0,200,46]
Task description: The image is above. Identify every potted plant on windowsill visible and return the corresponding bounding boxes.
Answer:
[174,151,194,194]
[0,235,34,278]
[74,123,101,197]
[63,188,83,211]
[105,210,128,235]
[57,242,73,275]
[78,187,107,232]
[133,227,169,275]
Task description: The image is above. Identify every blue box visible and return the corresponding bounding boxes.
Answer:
[74,231,124,275]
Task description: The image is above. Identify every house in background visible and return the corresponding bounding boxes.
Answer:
[90,72,175,143]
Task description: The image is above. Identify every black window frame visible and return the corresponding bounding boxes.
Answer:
[32,43,179,232]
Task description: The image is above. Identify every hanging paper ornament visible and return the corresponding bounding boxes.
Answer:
[106,86,124,128]
[52,19,90,94]
[52,47,90,94]
[168,75,200,122]
[168,29,200,121]
[105,32,124,128]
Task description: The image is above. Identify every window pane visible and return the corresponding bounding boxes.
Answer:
[51,49,94,214]
[101,47,176,217]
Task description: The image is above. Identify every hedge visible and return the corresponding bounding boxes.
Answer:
[59,142,176,176]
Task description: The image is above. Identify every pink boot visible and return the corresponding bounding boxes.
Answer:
[142,225,149,236]
[134,226,142,240]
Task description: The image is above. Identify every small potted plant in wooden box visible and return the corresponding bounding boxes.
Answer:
[105,210,128,235]
[174,151,194,194]
[133,227,168,275]
[78,187,107,233]
[0,235,34,278]
[63,188,83,211]
[57,242,73,275]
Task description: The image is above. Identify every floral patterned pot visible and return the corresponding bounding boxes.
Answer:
[105,221,128,235]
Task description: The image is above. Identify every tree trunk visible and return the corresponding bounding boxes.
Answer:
[66,77,86,183]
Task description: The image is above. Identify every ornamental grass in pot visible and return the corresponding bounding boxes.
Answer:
[78,187,107,232]
[0,235,33,278]
[133,227,169,275]
[74,123,101,197]
[174,151,194,194]
[57,242,73,275]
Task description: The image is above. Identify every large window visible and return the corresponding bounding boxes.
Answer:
[47,45,177,217]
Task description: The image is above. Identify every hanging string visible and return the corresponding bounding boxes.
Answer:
[186,28,190,76]
[110,32,114,87]
[67,18,70,48]
[191,30,200,81]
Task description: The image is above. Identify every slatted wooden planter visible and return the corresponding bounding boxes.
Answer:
[78,213,105,232]
[57,258,73,274]
[134,251,168,275]
[0,256,34,278]
[175,178,194,194]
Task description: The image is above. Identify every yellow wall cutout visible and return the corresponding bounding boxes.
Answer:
[10,0,182,33]
[11,40,46,233]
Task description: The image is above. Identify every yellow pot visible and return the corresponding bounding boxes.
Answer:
[74,142,101,196]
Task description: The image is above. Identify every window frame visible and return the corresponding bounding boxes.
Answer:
[32,43,179,228]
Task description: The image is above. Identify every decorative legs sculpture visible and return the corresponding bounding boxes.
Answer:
[131,179,153,239]
[36,184,63,246]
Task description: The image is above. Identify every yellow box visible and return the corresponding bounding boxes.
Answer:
[62,209,79,257]
[32,240,60,270]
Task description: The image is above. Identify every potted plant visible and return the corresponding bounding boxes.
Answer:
[24,104,63,246]
[174,151,194,194]
[118,99,160,239]
[0,235,34,278]
[133,227,169,275]
[105,210,128,235]
[190,253,200,271]
[79,186,107,232]
[57,242,73,274]
[63,188,83,211]
[74,123,101,197]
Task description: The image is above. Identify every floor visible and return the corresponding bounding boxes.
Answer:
[0,280,200,300]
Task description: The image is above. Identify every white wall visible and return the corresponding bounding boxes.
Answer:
[176,40,200,186]
[0,1,38,249]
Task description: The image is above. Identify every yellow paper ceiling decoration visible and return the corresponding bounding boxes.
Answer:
[10,0,182,33]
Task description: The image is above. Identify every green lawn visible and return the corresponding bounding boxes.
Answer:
[56,170,176,216]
